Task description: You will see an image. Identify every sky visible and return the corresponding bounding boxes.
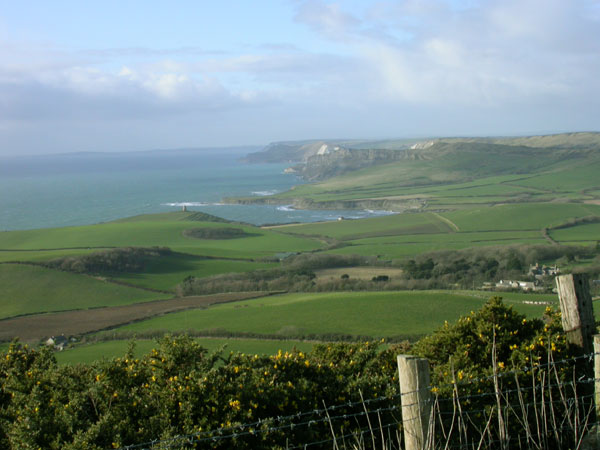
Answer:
[0,0,599,155]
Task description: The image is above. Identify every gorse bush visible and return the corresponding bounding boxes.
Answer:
[0,338,400,449]
[0,298,585,449]
[412,297,586,449]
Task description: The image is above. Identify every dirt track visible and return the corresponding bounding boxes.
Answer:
[0,292,270,343]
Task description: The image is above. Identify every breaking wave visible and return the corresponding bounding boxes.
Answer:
[277,205,295,211]
[162,202,227,207]
[251,190,279,196]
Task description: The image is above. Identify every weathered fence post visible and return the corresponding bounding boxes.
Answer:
[556,274,594,354]
[582,335,600,449]
[595,335,600,421]
[397,355,431,450]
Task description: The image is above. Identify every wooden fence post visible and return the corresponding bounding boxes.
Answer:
[556,274,594,355]
[595,335,600,422]
[397,355,431,450]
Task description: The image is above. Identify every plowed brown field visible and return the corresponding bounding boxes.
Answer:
[0,292,271,342]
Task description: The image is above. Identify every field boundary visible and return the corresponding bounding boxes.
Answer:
[431,212,460,232]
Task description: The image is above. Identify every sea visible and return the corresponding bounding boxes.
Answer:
[0,148,394,231]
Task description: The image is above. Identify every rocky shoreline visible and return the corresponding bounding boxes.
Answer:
[222,195,426,212]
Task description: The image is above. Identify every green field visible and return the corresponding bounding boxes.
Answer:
[110,291,556,340]
[0,263,167,319]
[279,204,600,238]
[326,238,546,259]
[513,160,600,192]
[0,212,322,259]
[550,223,600,243]
[272,203,600,259]
[275,212,453,240]
[109,255,276,292]
[0,212,321,295]
[54,338,315,365]
[0,248,103,264]
[441,203,600,232]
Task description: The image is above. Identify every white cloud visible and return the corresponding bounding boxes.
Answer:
[294,0,361,41]
[292,0,600,107]
[1,0,598,153]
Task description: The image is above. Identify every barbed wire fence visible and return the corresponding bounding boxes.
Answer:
[114,348,599,450]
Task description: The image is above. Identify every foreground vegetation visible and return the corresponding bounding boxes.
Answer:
[0,298,583,449]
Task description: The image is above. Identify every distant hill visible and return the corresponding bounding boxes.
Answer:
[228,132,600,211]
[241,140,351,164]
[242,132,600,181]
[245,133,599,182]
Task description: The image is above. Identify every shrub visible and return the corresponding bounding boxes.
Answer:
[46,247,172,274]
[182,227,254,240]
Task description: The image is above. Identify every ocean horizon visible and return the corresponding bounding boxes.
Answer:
[0,148,394,231]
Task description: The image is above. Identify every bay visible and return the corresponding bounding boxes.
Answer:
[0,148,393,231]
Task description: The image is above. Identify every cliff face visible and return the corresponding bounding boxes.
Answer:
[289,148,408,181]
[241,141,345,164]
[242,141,410,180]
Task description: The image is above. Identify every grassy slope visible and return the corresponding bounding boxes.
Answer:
[0,212,321,293]
[110,256,276,292]
[275,203,599,240]
[275,203,600,259]
[0,248,103,264]
[258,139,600,213]
[0,212,321,259]
[442,203,600,232]
[112,291,556,339]
[275,212,453,240]
[326,237,546,259]
[0,264,167,319]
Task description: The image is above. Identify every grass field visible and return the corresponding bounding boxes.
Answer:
[513,160,600,193]
[262,145,600,209]
[550,223,600,243]
[0,212,321,296]
[0,292,272,342]
[275,204,592,259]
[325,238,546,259]
[0,212,322,259]
[54,338,315,365]
[326,230,546,258]
[111,291,557,340]
[274,212,453,240]
[109,256,276,292]
[441,203,600,232]
[0,263,167,319]
[277,203,599,241]
[0,248,104,263]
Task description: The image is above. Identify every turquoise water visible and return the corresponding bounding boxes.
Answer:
[0,149,393,231]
